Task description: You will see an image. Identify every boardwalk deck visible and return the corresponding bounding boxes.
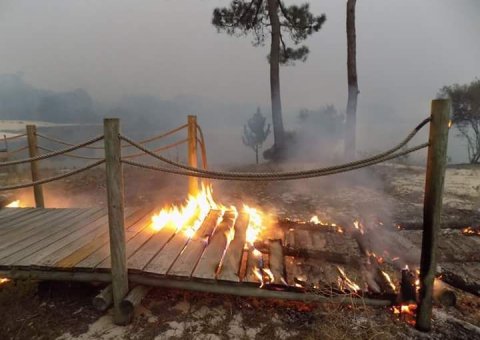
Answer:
[0,207,292,292]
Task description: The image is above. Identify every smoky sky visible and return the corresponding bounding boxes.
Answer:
[0,0,479,162]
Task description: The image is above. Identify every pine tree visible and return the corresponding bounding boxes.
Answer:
[242,108,271,163]
[213,1,326,160]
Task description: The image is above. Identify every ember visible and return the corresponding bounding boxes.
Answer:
[462,226,480,236]
[392,303,417,326]
[0,278,9,284]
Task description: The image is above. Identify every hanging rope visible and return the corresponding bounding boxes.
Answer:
[122,138,189,159]
[3,133,27,141]
[0,135,104,167]
[37,146,104,160]
[0,160,105,191]
[35,123,188,149]
[119,117,431,180]
[122,142,428,181]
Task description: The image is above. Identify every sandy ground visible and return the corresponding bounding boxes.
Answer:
[1,161,479,339]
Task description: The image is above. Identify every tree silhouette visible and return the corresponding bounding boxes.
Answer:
[242,107,271,163]
[213,1,326,160]
[440,79,480,164]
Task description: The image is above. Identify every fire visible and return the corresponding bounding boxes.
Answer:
[151,184,225,236]
[310,215,324,224]
[0,278,9,284]
[381,271,397,292]
[353,220,364,234]
[448,120,452,128]
[336,266,361,293]
[243,205,263,245]
[6,200,20,208]
[392,303,417,326]
[462,226,480,236]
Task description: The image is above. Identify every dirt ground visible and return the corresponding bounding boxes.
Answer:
[1,162,480,339]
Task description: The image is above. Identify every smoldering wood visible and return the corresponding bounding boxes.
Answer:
[268,239,286,285]
[93,284,113,312]
[400,268,417,303]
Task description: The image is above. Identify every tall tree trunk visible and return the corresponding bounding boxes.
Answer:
[255,145,259,164]
[345,0,359,160]
[267,0,285,152]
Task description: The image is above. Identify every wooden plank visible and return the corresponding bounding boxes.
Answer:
[163,211,222,278]
[216,212,249,282]
[0,208,106,266]
[76,209,154,269]
[0,208,35,222]
[147,211,221,276]
[0,209,51,236]
[192,211,237,280]
[244,246,262,284]
[284,255,302,286]
[0,209,87,258]
[125,224,177,271]
[268,239,286,285]
[56,207,153,268]
[13,210,110,266]
[36,208,140,268]
[0,209,83,251]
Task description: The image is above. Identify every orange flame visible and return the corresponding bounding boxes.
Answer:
[151,184,225,237]
[381,271,397,292]
[6,200,20,208]
[336,266,361,293]
[0,278,9,284]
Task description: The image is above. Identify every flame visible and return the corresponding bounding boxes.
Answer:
[151,184,225,237]
[253,267,264,287]
[0,278,9,284]
[243,205,263,245]
[448,120,452,128]
[310,215,324,224]
[353,220,364,234]
[336,266,361,293]
[392,303,417,326]
[6,200,20,208]
[462,226,480,236]
[381,271,397,292]
[263,268,275,284]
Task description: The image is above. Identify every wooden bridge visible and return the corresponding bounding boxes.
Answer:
[0,100,453,331]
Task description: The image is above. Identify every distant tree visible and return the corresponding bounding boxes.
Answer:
[298,105,344,140]
[344,0,359,160]
[212,1,326,160]
[242,107,271,163]
[440,79,480,164]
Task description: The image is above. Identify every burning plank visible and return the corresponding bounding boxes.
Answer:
[216,212,249,282]
[167,210,223,278]
[191,211,237,280]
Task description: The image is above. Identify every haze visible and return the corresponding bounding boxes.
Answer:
[1,0,479,163]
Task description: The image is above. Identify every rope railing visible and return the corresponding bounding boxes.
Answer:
[6,146,29,155]
[122,143,428,181]
[0,135,104,167]
[122,138,189,159]
[3,133,27,141]
[35,123,188,150]
[38,146,104,160]
[0,160,105,191]
[119,117,431,181]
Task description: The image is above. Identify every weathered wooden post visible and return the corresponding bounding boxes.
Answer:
[103,118,129,325]
[187,115,199,195]
[26,125,45,208]
[416,99,450,331]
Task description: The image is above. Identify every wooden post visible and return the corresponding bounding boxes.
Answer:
[26,125,44,208]
[187,115,199,195]
[103,118,129,325]
[416,99,450,332]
